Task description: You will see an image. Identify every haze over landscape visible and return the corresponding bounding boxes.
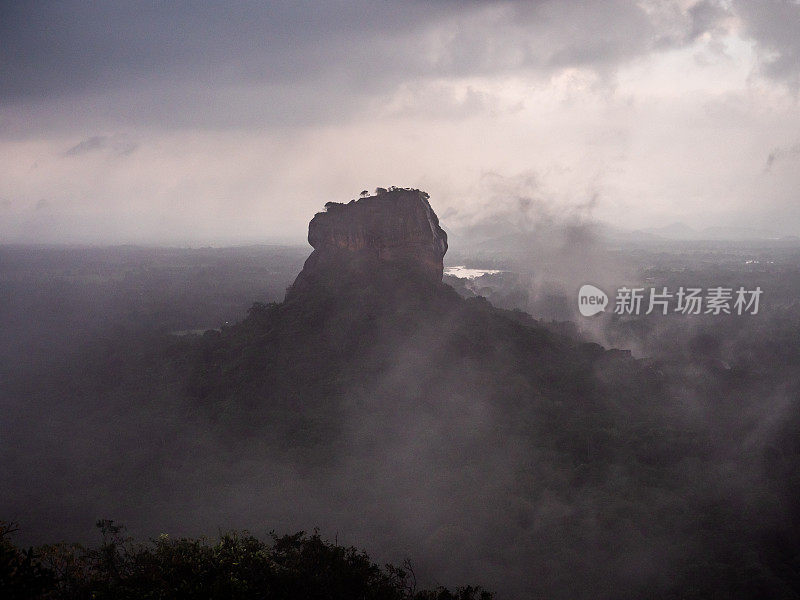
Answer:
[3,3,800,600]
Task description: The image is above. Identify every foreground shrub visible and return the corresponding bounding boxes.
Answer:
[0,520,491,600]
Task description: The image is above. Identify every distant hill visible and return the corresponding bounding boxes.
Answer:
[638,222,783,241]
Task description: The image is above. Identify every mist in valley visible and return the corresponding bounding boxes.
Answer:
[3,214,800,598]
[4,2,800,598]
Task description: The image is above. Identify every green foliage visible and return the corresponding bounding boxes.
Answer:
[0,521,491,600]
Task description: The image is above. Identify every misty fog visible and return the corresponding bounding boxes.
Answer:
[4,2,800,599]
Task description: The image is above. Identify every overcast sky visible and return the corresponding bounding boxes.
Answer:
[1,0,799,244]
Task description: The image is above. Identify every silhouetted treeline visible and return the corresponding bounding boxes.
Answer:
[1,520,491,600]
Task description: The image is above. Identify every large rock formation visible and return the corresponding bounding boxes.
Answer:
[288,188,448,297]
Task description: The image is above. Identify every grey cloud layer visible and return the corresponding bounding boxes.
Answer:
[734,0,800,87]
[3,0,800,243]
[0,1,746,132]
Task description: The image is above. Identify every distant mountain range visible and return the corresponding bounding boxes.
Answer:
[632,222,798,241]
[447,218,799,255]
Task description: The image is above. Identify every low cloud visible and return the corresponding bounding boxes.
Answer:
[64,134,137,157]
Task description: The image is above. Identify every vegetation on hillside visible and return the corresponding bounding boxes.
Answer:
[1,520,491,600]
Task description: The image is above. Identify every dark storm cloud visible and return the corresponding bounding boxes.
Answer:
[0,1,440,133]
[0,2,450,101]
[0,1,729,133]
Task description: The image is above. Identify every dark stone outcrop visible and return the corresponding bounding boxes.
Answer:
[288,188,448,298]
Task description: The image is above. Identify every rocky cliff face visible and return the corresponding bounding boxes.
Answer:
[288,188,448,297]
